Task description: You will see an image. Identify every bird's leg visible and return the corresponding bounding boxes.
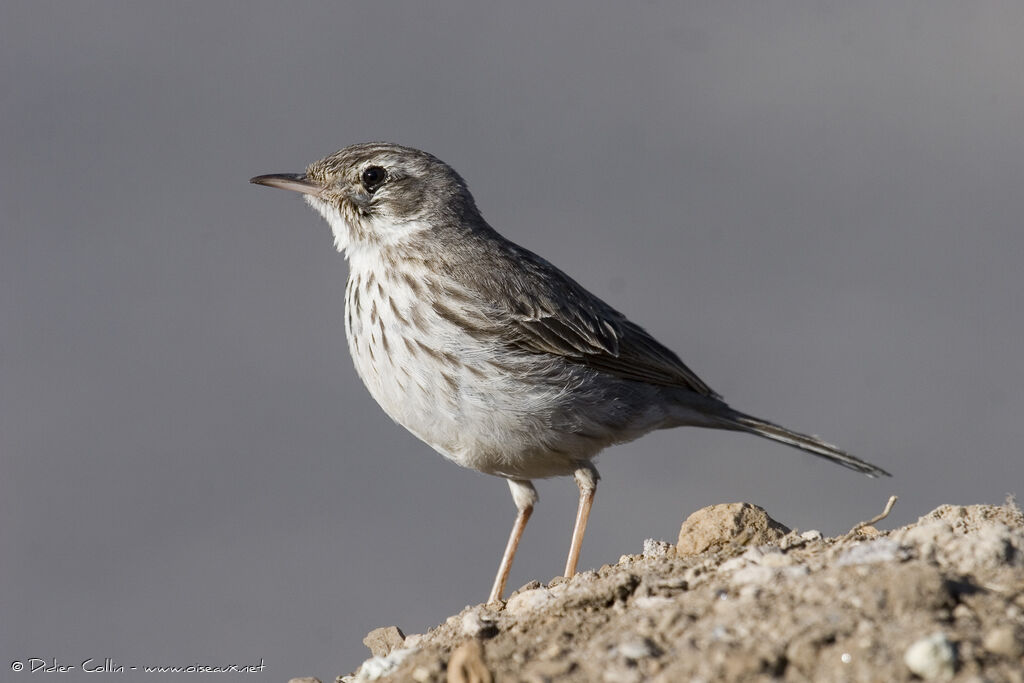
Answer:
[564,464,599,577]
[488,479,537,604]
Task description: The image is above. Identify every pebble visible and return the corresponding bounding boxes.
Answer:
[642,539,673,558]
[362,626,406,658]
[461,608,498,638]
[982,624,1023,658]
[505,587,553,615]
[904,633,956,680]
[676,502,790,556]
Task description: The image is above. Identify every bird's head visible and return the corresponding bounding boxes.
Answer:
[251,142,481,255]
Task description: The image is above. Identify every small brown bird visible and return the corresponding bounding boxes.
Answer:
[251,142,889,604]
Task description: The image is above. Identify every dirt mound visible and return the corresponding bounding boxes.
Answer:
[322,500,1024,682]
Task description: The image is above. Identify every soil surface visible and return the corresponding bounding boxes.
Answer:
[309,500,1024,682]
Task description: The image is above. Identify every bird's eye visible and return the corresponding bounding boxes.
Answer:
[360,166,387,191]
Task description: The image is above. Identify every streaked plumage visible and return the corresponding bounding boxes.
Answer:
[250,142,890,603]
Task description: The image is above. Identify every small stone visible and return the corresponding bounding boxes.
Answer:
[362,626,406,658]
[642,539,673,558]
[288,678,322,683]
[505,587,553,615]
[801,530,823,541]
[982,625,1023,658]
[461,608,498,639]
[676,503,791,556]
[952,604,973,621]
[904,632,956,680]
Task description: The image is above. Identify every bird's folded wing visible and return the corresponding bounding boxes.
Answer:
[447,242,720,399]
[510,297,719,398]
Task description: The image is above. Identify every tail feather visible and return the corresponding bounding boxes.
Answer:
[722,411,891,478]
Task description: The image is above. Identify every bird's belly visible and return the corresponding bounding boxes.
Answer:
[343,269,670,479]
[348,327,578,477]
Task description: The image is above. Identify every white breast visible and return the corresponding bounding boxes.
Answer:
[344,250,472,458]
[342,250,586,478]
[342,246,663,481]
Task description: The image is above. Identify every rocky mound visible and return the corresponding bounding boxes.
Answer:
[303,499,1024,682]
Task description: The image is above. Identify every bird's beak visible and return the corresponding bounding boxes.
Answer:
[249,173,324,196]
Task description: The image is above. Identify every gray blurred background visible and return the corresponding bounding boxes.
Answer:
[3,2,1022,681]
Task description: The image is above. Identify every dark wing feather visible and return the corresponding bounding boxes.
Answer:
[463,240,720,399]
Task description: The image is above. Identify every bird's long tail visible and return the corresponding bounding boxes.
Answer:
[716,409,891,478]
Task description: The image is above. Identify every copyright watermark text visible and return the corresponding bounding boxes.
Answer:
[10,658,266,674]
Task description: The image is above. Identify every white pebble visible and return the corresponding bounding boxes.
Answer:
[642,538,673,558]
[460,609,496,637]
[505,587,552,615]
[904,633,956,680]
